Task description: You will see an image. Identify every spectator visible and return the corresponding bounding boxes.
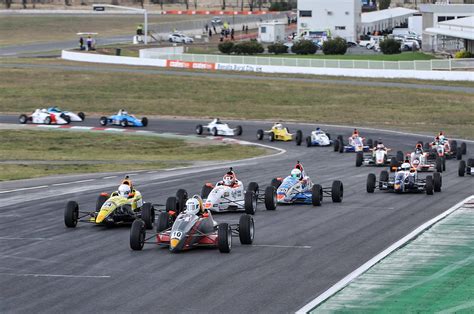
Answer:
[242,25,245,32]
[231,28,235,41]
[245,25,248,34]
[136,24,143,36]
[205,24,209,32]
[86,36,92,51]
[79,37,84,50]
[209,29,212,38]
[220,34,224,42]
[213,25,217,35]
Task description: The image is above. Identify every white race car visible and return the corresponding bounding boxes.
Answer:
[196,119,243,136]
[47,106,85,122]
[19,109,70,125]
[201,176,276,215]
[306,128,332,147]
[168,33,194,44]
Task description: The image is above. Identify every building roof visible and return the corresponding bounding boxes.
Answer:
[425,16,474,40]
[361,7,418,24]
[419,4,474,14]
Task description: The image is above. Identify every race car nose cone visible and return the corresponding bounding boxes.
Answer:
[277,194,285,200]
[170,238,179,248]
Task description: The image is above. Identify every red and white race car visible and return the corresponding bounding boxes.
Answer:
[19,109,70,125]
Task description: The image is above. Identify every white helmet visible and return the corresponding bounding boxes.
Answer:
[118,184,131,197]
[401,162,411,171]
[185,198,200,215]
[275,123,283,130]
[291,168,302,180]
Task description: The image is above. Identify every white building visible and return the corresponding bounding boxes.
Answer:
[361,8,418,35]
[258,21,287,43]
[297,0,362,43]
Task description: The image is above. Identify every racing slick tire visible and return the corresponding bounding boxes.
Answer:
[201,184,213,199]
[433,172,442,192]
[450,140,457,156]
[141,203,155,230]
[425,176,434,195]
[457,149,462,160]
[327,133,331,140]
[195,124,203,135]
[458,160,466,177]
[333,139,339,152]
[166,196,178,214]
[156,212,171,233]
[306,136,312,147]
[295,130,303,146]
[247,182,259,194]
[390,157,398,172]
[235,125,243,136]
[331,180,343,203]
[442,157,446,171]
[217,223,232,253]
[380,170,389,187]
[396,151,404,163]
[141,117,148,127]
[64,201,79,228]
[461,142,467,155]
[271,178,282,189]
[269,132,275,142]
[356,152,363,167]
[423,142,430,151]
[44,116,52,125]
[96,194,108,212]
[244,191,257,215]
[78,112,85,121]
[19,114,28,124]
[373,140,378,148]
[61,114,71,124]
[367,174,376,193]
[99,116,108,126]
[130,219,146,251]
[211,127,218,136]
[239,214,255,245]
[264,186,277,211]
[312,184,323,206]
[338,139,344,153]
[176,189,188,213]
[120,119,128,127]
[469,158,474,167]
[256,129,264,140]
[436,158,443,173]
[367,138,373,149]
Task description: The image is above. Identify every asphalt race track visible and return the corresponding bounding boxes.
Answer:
[1,115,473,313]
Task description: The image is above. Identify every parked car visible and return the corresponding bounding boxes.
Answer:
[168,33,194,44]
[211,16,223,26]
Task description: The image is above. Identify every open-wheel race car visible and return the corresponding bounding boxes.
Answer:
[195,118,242,136]
[19,108,71,125]
[356,142,404,168]
[305,128,333,147]
[130,195,254,253]
[257,123,303,145]
[366,162,442,195]
[334,130,373,153]
[423,134,467,162]
[47,106,85,122]
[271,162,343,206]
[458,158,474,177]
[99,109,148,127]
[392,143,443,173]
[64,177,155,229]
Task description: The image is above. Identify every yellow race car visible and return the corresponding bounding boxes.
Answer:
[256,123,303,145]
[64,177,155,229]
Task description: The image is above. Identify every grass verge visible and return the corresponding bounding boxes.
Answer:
[0,129,267,181]
[0,65,473,139]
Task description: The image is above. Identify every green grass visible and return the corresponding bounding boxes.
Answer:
[0,129,266,181]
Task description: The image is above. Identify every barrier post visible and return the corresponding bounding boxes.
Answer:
[323,59,326,68]
[449,58,452,71]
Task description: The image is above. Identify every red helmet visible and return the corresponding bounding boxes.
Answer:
[416,143,422,149]
[223,168,236,186]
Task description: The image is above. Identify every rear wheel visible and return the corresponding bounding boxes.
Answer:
[78,112,85,121]
[235,125,243,136]
[456,149,462,160]
[436,158,443,173]
[356,152,363,167]
[306,136,312,147]
[141,117,148,127]
[141,203,155,230]
[367,174,376,193]
[331,180,343,203]
[380,170,389,183]
[195,124,203,135]
[295,130,303,146]
[211,127,218,136]
[244,191,257,215]
[166,196,178,214]
[269,132,275,142]
[239,215,254,245]
[19,114,28,124]
[176,189,188,213]
[338,139,344,153]
[99,116,107,126]
[396,151,404,163]
[433,172,442,192]
[156,212,171,233]
[96,194,108,212]
[201,184,213,199]
[217,223,232,253]
[458,160,466,177]
[120,119,128,127]
[130,219,145,251]
[312,184,323,206]
[64,201,79,228]
[461,142,467,155]
[256,129,264,140]
[367,138,373,148]
[390,157,398,172]
[271,178,281,189]
[264,186,277,210]
[247,182,259,193]
[44,116,52,125]
[425,176,434,195]
[333,139,339,152]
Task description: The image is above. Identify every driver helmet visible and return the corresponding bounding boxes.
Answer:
[316,127,321,132]
[415,147,422,154]
[118,184,131,198]
[400,162,411,171]
[434,136,440,142]
[185,198,200,215]
[275,123,283,130]
[291,168,302,180]
[376,142,384,149]
[41,108,48,113]
[223,169,236,186]
[352,129,359,138]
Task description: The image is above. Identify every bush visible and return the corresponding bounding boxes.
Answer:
[291,40,317,55]
[269,2,295,11]
[218,41,234,54]
[380,38,401,54]
[455,50,473,58]
[232,41,264,55]
[268,43,288,54]
[322,37,348,55]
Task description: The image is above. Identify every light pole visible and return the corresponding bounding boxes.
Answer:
[93,4,148,44]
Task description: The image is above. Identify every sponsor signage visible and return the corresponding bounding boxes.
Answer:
[166,60,216,70]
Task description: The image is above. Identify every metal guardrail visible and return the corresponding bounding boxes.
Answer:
[155,53,474,71]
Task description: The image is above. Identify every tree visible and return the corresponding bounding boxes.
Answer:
[378,0,391,10]
[222,0,226,10]
[248,0,255,11]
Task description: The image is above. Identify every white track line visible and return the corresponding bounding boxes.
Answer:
[0,273,110,278]
[296,195,474,314]
[253,244,312,249]
[0,237,50,241]
[52,179,95,187]
[102,176,118,179]
[0,185,48,194]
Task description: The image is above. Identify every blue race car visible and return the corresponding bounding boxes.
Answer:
[334,134,372,153]
[306,128,333,147]
[99,109,148,127]
[270,162,343,206]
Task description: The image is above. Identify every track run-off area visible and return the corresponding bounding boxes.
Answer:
[0,116,473,313]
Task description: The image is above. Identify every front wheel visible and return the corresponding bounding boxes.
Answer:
[130,219,146,251]
[19,114,28,124]
[141,117,148,127]
[264,186,277,210]
[425,176,434,195]
[312,184,323,206]
[235,125,243,136]
[295,130,303,146]
[196,124,203,135]
[78,112,85,121]
[256,129,264,140]
[306,136,312,147]
[461,142,467,155]
[99,116,108,126]
[433,172,442,192]
[356,152,363,167]
[211,127,218,136]
[120,119,128,127]
[141,203,155,230]
[458,160,466,177]
[64,201,79,228]
[367,174,376,193]
[239,214,254,245]
[244,191,257,215]
[331,180,343,202]
[217,223,232,253]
